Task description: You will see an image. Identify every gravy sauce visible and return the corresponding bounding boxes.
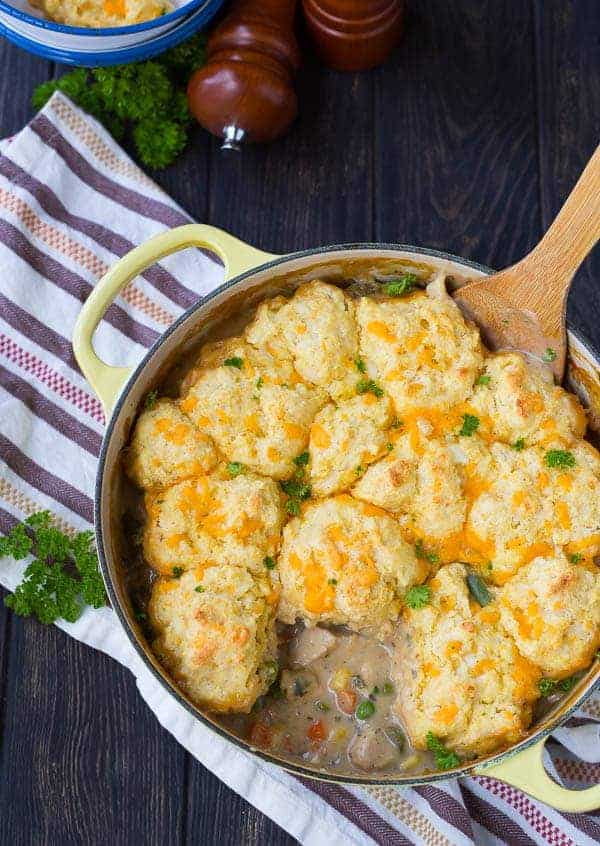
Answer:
[223,624,434,776]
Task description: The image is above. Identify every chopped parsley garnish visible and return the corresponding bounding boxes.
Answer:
[542,347,557,363]
[355,465,365,477]
[386,442,394,451]
[255,376,264,389]
[405,585,432,609]
[282,475,312,516]
[356,378,384,398]
[569,553,583,564]
[382,272,418,297]
[545,449,576,469]
[293,677,310,696]
[459,413,480,437]
[355,699,376,720]
[134,609,147,623]
[328,577,338,586]
[293,451,309,468]
[286,499,301,516]
[558,675,578,692]
[354,358,367,373]
[224,356,243,369]
[372,685,380,695]
[466,571,492,607]
[390,417,403,429]
[0,511,106,624]
[426,732,461,771]
[194,585,205,593]
[382,681,394,695]
[144,389,158,409]
[538,678,556,696]
[227,462,245,477]
[512,438,526,451]
[264,556,276,570]
[415,539,439,564]
[476,374,491,386]
[172,566,184,579]
[281,479,312,500]
[315,700,330,712]
[263,660,279,684]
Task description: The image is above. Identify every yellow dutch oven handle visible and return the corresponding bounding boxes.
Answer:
[475,736,600,812]
[73,224,277,416]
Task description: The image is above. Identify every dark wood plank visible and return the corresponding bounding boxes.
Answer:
[534,0,600,347]
[186,757,297,846]
[374,0,540,270]
[205,49,375,253]
[0,40,52,137]
[0,587,187,845]
[151,124,212,224]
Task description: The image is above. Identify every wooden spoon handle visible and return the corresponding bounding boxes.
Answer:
[519,143,600,288]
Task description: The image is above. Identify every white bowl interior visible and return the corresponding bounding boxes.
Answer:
[0,5,183,44]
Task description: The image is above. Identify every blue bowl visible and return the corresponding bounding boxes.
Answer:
[0,0,224,65]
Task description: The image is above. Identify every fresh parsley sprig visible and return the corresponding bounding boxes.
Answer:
[0,512,106,624]
[426,731,461,771]
[32,34,207,170]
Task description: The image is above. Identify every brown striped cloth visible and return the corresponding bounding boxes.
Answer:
[0,92,598,846]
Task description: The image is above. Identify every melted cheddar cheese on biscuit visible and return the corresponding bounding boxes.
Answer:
[125,398,217,490]
[277,495,426,631]
[143,472,285,576]
[393,563,541,757]
[149,566,277,713]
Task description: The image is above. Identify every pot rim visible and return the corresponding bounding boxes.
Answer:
[95,241,600,786]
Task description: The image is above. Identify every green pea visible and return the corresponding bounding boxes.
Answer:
[355,699,376,720]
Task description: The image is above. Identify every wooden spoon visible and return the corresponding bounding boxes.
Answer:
[454,145,600,380]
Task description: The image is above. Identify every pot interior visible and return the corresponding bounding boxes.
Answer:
[97,245,600,784]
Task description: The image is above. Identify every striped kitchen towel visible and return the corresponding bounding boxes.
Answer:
[0,91,599,846]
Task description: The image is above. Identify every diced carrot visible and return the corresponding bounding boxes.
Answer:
[307,719,327,746]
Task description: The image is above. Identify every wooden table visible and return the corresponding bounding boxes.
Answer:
[0,2,599,843]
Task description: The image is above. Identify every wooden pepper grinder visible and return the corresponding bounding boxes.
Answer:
[187,0,300,149]
[302,0,404,71]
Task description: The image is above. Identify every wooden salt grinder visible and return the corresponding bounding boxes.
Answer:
[187,0,300,149]
[302,0,404,71]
